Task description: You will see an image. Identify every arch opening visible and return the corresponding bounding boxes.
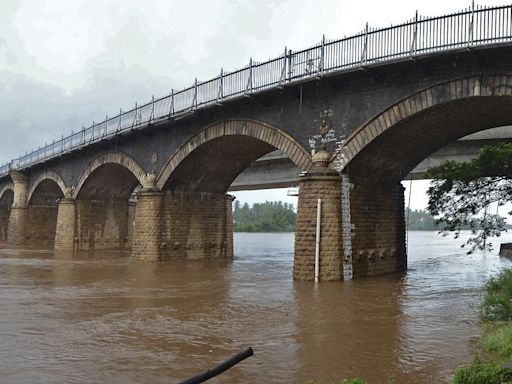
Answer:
[152,119,311,261]
[339,78,512,277]
[75,161,143,252]
[0,187,13,243]
[25,179,64,247]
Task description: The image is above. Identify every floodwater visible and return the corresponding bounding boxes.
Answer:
[1,231,512,384]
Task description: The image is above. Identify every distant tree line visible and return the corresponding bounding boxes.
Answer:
[233,201,296,232]
[406,208,439,230]
[232,201,509,233]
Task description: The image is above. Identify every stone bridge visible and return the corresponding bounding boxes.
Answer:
[1,5,512,280]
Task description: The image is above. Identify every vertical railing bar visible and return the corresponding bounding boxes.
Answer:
[192,78,198,109]
[469,0,475,45]
[319,34,325,73]
[132,103,138,128]
[246,58,253,92]
[218,68,224,99]
[149,95,155,123]
[287,49,292,80]
[280,47,287,84]
[360,23,368,65]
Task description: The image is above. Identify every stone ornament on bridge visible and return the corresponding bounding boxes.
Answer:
[142,172,158,191]
[64,186,73,199]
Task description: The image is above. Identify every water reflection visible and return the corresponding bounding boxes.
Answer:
[0,231,511,383]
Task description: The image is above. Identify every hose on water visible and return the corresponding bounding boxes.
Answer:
[177,347,254,384]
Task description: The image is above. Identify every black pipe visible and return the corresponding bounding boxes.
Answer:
[177,347,254,384]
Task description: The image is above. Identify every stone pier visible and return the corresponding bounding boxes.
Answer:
[132,177,234,262]
[7,171,28,245]
[294,150,343,281]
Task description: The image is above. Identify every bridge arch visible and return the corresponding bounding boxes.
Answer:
[73,152,146,200]
[156,119,313,191]
[72,152,145,251]
[0,183,13,243]
[336,74,512,278]
[27,171,66,205]
[338,74,512,180]
[0,183,14,203]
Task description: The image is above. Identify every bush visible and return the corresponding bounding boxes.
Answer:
[452,356,512,384]
[481,268,512,321]
[482,322,512,362]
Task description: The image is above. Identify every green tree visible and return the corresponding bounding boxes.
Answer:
[426,143,512,253]
[232,200,296,232]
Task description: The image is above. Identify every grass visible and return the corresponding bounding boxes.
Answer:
[481,268,512,321]
[481,322,512,363]
[451,355,512,384]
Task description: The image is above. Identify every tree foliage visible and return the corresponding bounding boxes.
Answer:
[233,200,296,232]
[426,143,512,253]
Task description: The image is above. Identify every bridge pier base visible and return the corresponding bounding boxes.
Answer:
[54,198,77,251]
[7,207,28,245]
[132,189,163,261]
[7,171,28,245]
[294,151,343,281]
[349,176,407,278]
[132,188,234,262]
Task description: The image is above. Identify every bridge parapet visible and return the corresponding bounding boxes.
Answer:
[1,4,511,178]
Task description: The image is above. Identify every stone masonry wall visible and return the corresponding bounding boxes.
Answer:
[160,191,233,260]
[0,208,9,242]
[76,200,130,250]
[294,175,343,281]
[7,207,27,245]
[127,202,136,248]
[54,199,77,250]
[26,206,58,247]
[349,176,406,278]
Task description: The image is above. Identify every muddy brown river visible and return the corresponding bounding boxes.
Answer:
[1,231,512,384]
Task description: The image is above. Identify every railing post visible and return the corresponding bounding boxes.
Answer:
[150,95,155,123]
[287,49,293,80]
[246,58,253,92]
[118,109,122,131]
[169,89,175,116]
[280,47,287,85]
[218,69,224,100]
[104,115,108,136]
[91,123,95,142]
[192,78,198,108]
[361,22,369,65]
[133,102,138,127]
[319,34,325,73]
[410,10,418,56]
[469,0,475,45]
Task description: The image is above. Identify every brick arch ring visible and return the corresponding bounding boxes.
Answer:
[0,183,14,201]
[155,119,314,190]
[336,74,512,171]
[73,152,147,199]
[27,171,67,204]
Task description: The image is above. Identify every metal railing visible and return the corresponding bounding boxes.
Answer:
[1,3,511,178]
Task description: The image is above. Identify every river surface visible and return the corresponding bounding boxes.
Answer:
[1,231,512,384]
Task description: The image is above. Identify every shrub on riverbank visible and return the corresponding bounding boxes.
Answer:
[481,268,512,321]
[451,268,512,384]
[452,356,512,384]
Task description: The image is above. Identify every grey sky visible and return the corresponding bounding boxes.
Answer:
[0,0,504,208]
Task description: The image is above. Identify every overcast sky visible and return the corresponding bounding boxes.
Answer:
[0,0,505,208]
